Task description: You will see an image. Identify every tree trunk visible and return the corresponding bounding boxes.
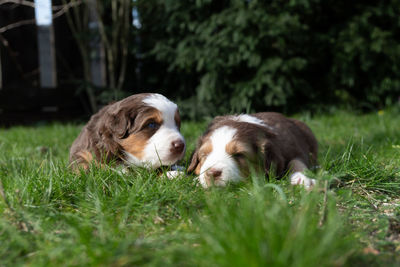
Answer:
[34,0,57,88]
[36,25,57,88]
[87,0,106,88]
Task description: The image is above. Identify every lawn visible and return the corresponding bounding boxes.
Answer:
[0,109,399,266]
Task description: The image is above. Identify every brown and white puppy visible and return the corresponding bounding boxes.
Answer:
[69,93,185,170]
[188,113,318,189]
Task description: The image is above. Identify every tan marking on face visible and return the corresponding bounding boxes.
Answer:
[195,140,213,175]
[225,140,252,156]
[120,133,148,159]
[225,139,258,177]
[174,110,181,129]
[120,109,163,159]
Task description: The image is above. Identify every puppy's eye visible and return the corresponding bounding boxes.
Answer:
[233,153,246,160]
[146,122,159,129]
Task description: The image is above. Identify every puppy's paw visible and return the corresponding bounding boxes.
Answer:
[290,172,316,190]
[165,170,185,180]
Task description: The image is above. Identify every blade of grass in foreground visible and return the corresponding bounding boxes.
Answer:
[192,179,355,267]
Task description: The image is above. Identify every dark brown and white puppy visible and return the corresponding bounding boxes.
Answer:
[188,113,318,189]
[69,93,185,170]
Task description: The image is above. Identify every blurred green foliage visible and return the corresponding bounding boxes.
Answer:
[136,0,400,119]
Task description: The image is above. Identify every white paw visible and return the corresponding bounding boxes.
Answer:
[113,166,129,175]
[165,170,185,180]
[290,172,316,190]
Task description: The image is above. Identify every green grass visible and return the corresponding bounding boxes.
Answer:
[1,109,400,266]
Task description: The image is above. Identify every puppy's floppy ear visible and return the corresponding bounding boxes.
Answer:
[187,135,205,173]
[96,103,133,159]
[187,149,199,173]
[106,102,134,138]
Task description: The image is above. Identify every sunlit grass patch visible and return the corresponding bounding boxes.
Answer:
[0,109,400,265]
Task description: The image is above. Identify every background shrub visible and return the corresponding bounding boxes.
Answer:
[136,0,400,119]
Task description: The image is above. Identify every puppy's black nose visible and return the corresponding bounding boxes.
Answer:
[171,140,185,154]
[207,169,222,180]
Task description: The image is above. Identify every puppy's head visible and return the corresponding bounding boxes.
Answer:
[99,93,185,168]
[188,115,276,188]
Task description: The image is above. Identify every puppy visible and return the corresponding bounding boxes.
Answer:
[69,93,185,170]
[187,113,318,189]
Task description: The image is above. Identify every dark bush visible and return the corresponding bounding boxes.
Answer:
[137,0,400,119]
